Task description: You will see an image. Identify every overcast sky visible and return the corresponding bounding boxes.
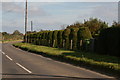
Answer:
[1,1,119,33]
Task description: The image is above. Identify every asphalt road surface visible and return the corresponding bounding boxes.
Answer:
[1,42,117,80]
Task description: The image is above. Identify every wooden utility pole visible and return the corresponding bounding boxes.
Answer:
[31,21,33,32]
[25,0,28,42]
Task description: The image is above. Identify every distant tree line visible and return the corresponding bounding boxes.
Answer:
[66,18,109,37]
[1,30,23,41]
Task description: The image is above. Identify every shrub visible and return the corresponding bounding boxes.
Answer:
[34,33,37,44]
[52,30,58,47]
[48,31,53,47]
[77,27,92,50]
[26,34,30,43]
[38,32,42,45]
[29,34,32,43]
[31,34,35,44]
[57,30,63,48]
[45,32,49,46]
[69,28,79,50]
[97,27,120,57]
[36,33,40,45]
[62,29,71,49]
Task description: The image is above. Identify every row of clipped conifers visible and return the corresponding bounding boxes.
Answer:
[25,27,92,51]
[25,26,120,57]
[96,27,120,57]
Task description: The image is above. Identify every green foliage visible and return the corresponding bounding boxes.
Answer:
[36,33,40,45]
[57,30,63,48]
[66,18,108,37]
[62,29,71,49]
[12,30,22,35]
[84,18,108,35]
[96,27,120,57]
[52,30,58,47]
[112,21,120,27]
[45,32,49,46]
[77,27,92,40]
[48,31,53,47]
[69,28,79,50]
[67,22,83,29]
[77,27,92,50]
[38,32,43,45]
[2,30,23,41]
[26,27,92,51]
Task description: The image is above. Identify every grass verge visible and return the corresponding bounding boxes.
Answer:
[13,42,120,78]
[2,40,23,43]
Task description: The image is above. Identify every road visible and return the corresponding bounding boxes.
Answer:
[1,42,116,80]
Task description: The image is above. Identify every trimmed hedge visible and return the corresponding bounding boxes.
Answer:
[48,31,53,47]
[52,30,58,47]
[77,27,92,50]
[26,28,92,51]
[96,27,120,57]
[57,30,63,48]
[62,29,71,49]
[77,27,92,40]
[69,28,79,50]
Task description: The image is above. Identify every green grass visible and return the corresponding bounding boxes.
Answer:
[13,42,120,77]
[2,40,23,43]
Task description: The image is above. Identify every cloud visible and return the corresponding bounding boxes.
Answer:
[2,2,49,17]
[2,17,25,33]
[76,3,118,25]
[2,2,24,13]
[91,3,118,25]
[28,3,50,17]
[32,22,66,31]
[2,2,118,33]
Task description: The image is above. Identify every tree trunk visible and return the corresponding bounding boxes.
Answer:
[80,40,83,50]
[80,40,82,47]
[70,40,73,50]
[49,40,50,46]
[63,40,65,48]
[53,40,55,47]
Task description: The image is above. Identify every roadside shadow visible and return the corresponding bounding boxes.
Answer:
[62,52,120,64]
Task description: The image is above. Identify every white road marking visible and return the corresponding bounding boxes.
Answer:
[2,52,5,55]
[6,55,13,61]
[0,50,5,55]
[16,63,32,73]
[0,49,32,74]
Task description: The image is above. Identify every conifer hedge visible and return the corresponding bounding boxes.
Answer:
[52,30,58,47]
[69,28,79,50]
[96,27,120,57]
[77,27,92,50]
[26,27,92,51]
[48,31,53,47]
[57,30,63,48]
[62,29,71,49]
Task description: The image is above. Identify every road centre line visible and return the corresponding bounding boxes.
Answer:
[16,63,32,73]
[0,50,5,55]
[2,52,5,55]
[5,55,13,61]
[1,50,32,74]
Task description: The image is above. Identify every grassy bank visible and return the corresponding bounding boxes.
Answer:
[13,42,120,77]
[2,40,23,43]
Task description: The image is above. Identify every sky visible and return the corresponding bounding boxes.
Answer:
[1,1,119,33]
